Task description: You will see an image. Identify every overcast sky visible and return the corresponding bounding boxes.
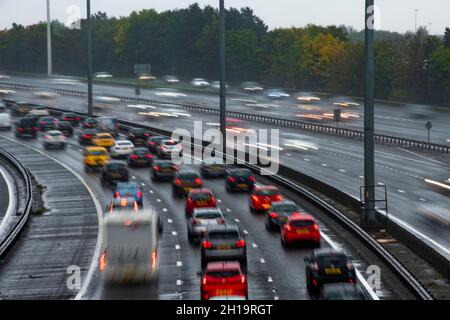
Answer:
[0,0,448,34]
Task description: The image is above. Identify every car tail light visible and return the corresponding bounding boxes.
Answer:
[193,218,201,225]
[228,177,235,183]
[149,141,156,146]
[269,212,279,218]
[251,195,260,202]
[312,224,320,232]
[18,128,24,132]
[76,117,80,121]
[99,250,107,272]
[172,165,179,171]
[274,195,283,201]
[62,117,68,121]
[151,250,157,268]
[202,276,207,285]
[285,224,292,232]
[130,154,138,159]
[248,176,256,182]
[82,134,90,139]
[349,278,354,284]
[129,134,135,138]
[202,241,212,249]
[137,191,142,198]
[241,275,246,284]
[312,279,318,286]
[187,197,193,204]
[145,154,153,159]
[235,239,245,248]
[160,146,167,151]
[144,133,150,137]
[175,179,182,186]
[195,177,202,185]
[346,262,354,270]
[217,217,225,224]
[153,166,160,171]
[210,197,216,206]
[32,126,37,130]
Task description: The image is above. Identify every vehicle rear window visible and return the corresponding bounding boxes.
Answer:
[273,204,298,212]
[157,162,174,168]
[255,189,279,196]
[179,172,199,179]
[195,212,221,219]
[290,220,315,227]
[206,270,240,278]
[135,148,149,155]
[209,230,239,240]
[88,150,107,156]
[232,170,252,178]
[191,193,212,201]
[48,132,61,136]
[316,255,347,267]
[117,141,132,146]
[98,135,111,139]
[108,163,126,170]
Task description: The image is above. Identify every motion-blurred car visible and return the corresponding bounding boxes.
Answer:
[281,133,319,152]
[42,130,66,149]
[29,105,49,117]
[84,147,109,171]
[154,88,187,98]
[200,261,248,300]
[191,78,210,87]
[34,91,60,99]
[13,101,33,116]
[172,171,202,197]
[56,121,73,137]
[127,147,153,167]
[127,128,150,146]
[185,188,216,217]
[320,283,365,300]
[249,186,283,212]
[100,161,129,187]
[110,140,135,159]
[92,133,115,149]
[78,128,98,145]
[265,89,290,100]
[114,182,143,207]
[157,139,183,159]
[415,190,450,227]
[211,81,229,90]
[138,74,156,80]
[240,82,263,93]
[0,74,10,79]
[332,97,360,108]
[146,135,167,153]
[281,214,320,248]
[15,116,38,138]
[38,116,58,132]
[94,72,113,78]
[201,225,247,271]
[60,112,81,126]
[295,92,321,103]
[82,117,97,129]
[265,200,302,231]
[151,160,178,181]
[164,75,180,84]
[0,113,11,130]
[187,208,225,243]
[200,159,227,178]
[225,168,255,192]
[96,116,119,137]
[304,248,357,293]
[424,178,450,196]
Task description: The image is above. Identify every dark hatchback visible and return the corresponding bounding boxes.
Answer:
[304,248,357,293]
[225,168,255,192]
[127,147,153,167]
[127,128,150,146]
[146,135,167,153]
[78,128,98,145]
[200,159,227,178]
[15,116,38,138]
[265,200,303,231]
[172,171,203,197]
[100,161,129,187]
[82,117,97,128]
[151,160,179,181]
[38,116,58,131]
[56,121,74,137]
[60,112,81,126]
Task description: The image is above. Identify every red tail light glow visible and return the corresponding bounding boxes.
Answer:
[145,154,153,159]
[153,166,160,171]
[269,212,279,218]
[151,250,157,268]
[241,275,246,284]
[217,217,225,224]
[235,239,245,248]
[313,224,319,232]
[195,177,202,185]
[285,224,292,232]
[115,192,120,198]
[175,179,182,186]
[193,218,201,225]
[82,134,90,139]
[130,154,138,159]
[229,177,235,183]
[248,176,256,182]
[202,276,207,285]
[202,241,212,249]
[137,191,142,198]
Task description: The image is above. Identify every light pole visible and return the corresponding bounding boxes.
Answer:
[46,0,52,76]
[363,0,377,226]
[219,0,227,158]
[87,0,93,117]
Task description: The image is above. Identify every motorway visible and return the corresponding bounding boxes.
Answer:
[2,80,449,261]
[0,125,402,300]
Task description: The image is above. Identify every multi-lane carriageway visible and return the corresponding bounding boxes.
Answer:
[0,125,410,300]
[2,79,450,261]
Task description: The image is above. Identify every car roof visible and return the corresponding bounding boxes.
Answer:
[46,130,63,135]
[116,182,138,188]
[107,160,126,166]
[86,146,107,152]
[228,168,251,174]
[255,186,279,191]
[271,200,297,207]
[177,170,199,176]
[206,261,241,272]
[193,207,222,215]
[206,224,240,233]
[97,133,113,137]
[314,248,347,258]
[288,214,315,222]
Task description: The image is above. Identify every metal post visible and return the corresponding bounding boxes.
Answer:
[364,0,377,225]
[87,0,93,117]
[46,0,52,76]
[219,0,227,158]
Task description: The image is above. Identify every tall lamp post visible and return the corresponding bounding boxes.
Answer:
[46,0,52,76]
[87,0,93,117]
[219,0,227,158]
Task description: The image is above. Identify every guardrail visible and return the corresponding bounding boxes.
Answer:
[1,82,449,154]
[0,147,33,258]
[42,105,434,299]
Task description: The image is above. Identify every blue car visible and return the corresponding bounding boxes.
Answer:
[114,182,143,207]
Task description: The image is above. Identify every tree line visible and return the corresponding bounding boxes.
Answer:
[0,3,449,106]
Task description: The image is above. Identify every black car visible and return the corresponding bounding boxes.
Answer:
[151,160,178,181]
[319,283,365,300]
[304,248,357,293]
[82,117,97,129]
[172,171,203,197]
[201,225,247,272]
[265,200,303,231]
[78,127,98,145]
[127,147,153,167]
[225,168,255,192]
[200,159,227,178]
[15,116,38,138]
[100,161,129,187]
[146,135,167,153]
[38,116,58,132]
[60,112,81,126]
[127,128,150,146]
[56,121,74,137]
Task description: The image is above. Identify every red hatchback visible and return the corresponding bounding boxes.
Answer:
[201,261,248,300]
[185,188,216,217]
[249,186,283,212]
[281,214,321,248]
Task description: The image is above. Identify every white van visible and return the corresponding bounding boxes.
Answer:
[99,209,160,284]
[0,112,11,130]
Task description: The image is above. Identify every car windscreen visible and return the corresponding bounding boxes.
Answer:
[135,148,149,155]
[48,132,61,137]
[117,141,132,146]
[195,211,221,219]
[208,230,239,240]
[98,135,111,139]
[133,129,146,137]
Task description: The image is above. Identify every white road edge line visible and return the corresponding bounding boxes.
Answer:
[320,231,379,300]
[0,166,16,232]
[0,136,104,301]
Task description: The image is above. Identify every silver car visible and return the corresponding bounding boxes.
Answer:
[157,139,183,159]
[42,130,66,149]
[187,208,225,244]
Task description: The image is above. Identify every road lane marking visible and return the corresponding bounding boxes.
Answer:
[397,189,405,194]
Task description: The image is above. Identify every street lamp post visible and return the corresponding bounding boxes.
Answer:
[46,0,52,76]
[219,0,227,158]
[87,0,93,117]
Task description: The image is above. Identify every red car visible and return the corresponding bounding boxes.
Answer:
[201,261,248,300]
[281,214,321,248]
[249,186,283,212]
[185,188,216,217]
